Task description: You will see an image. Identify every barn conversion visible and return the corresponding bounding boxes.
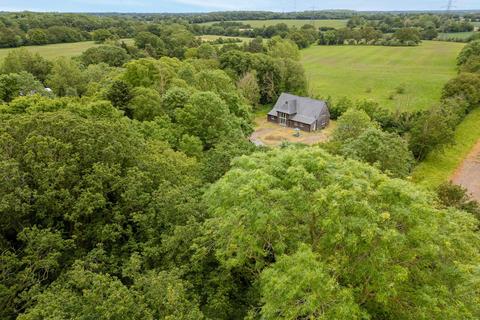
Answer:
[267,93,330,132]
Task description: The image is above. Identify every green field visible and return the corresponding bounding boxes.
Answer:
[0,39,134,61]
[437,32,477,40]
[301,41,465,111]
[200,19,348,29]
[412,108,480,189]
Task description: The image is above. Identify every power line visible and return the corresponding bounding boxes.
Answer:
[446,0,454,12]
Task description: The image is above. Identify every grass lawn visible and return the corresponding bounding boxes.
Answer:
[0,39,134,61]
[437,32,477,40]
[301,41,465,111]
[200,19,348,29]
[411,108,480,189]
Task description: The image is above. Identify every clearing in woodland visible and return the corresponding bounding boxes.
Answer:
[0,39,134,61]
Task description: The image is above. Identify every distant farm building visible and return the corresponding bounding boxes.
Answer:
[267,93,330,132]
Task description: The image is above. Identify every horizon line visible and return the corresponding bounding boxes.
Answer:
[1,9,480,14]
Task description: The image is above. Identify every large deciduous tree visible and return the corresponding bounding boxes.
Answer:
[203,147,480,319]
[340,127,414,178]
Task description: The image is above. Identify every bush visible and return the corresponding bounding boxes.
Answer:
[437,182,480,220]
[328,96,353,119]
[396,84,406,94]
[80,45,131,67]
[341,127,414,178]
[332,108,376,142]
[408,107,456,160]
[442,73,480,111]
[457,40,480,67]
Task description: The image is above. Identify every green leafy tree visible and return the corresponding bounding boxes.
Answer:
[460,55,480,73]
[421,27,438,40]
[92,28,113,43]
[203,146,480,319]
[267,36,300,60]
[245,37,264,53]
[340,127,414,178]
[393,27,421,44]
[260,245,365,319]
[201,139,258,183]
[18,265,204,320]
[123,58,175,93]
[237,71,260,106]
[457,40,480,67]
[1,48,52,83]
[332,108,376,142]
[437,182,480,220]
[128,87,163,121]
[26,28,49,45]
[135,31,166,58]
[46,57,86,96]
[106,79,133,114]
[409,107,456,160]
[278,58,307,97]
[287,30,311,49]
[175,91,242,149]
[80,45,130,67]
[442,73,480,111]
[197,43,217,59]
[161,86,191,117]
[1,227,74,320]
[0,107,203,318]
[0,72,45,102]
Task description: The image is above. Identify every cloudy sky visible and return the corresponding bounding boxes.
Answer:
[0,0,478,12]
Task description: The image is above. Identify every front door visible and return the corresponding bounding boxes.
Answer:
[279,113,287,126]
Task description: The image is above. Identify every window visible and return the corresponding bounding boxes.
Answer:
[279,113,287,126]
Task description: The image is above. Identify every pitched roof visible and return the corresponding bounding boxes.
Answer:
[268,93,329,125]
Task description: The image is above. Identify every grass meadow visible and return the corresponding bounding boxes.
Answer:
[412,108,480,189]
[301,41,465,111]
[200,19,348,29]
[0,39,134,61]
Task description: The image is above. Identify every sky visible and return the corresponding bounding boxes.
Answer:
[0,0,479,13]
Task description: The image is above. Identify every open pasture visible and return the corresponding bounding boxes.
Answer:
[0,39,134,61]
[301,41,465,111]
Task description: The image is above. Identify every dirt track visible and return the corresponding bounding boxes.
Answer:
[451,140,480,201]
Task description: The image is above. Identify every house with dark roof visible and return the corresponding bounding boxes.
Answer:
[267,93,330,132]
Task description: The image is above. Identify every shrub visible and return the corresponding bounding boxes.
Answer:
[437,182,480,220]
[341,127,414,178]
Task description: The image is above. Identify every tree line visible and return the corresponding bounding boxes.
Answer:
[192,13,479,47]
